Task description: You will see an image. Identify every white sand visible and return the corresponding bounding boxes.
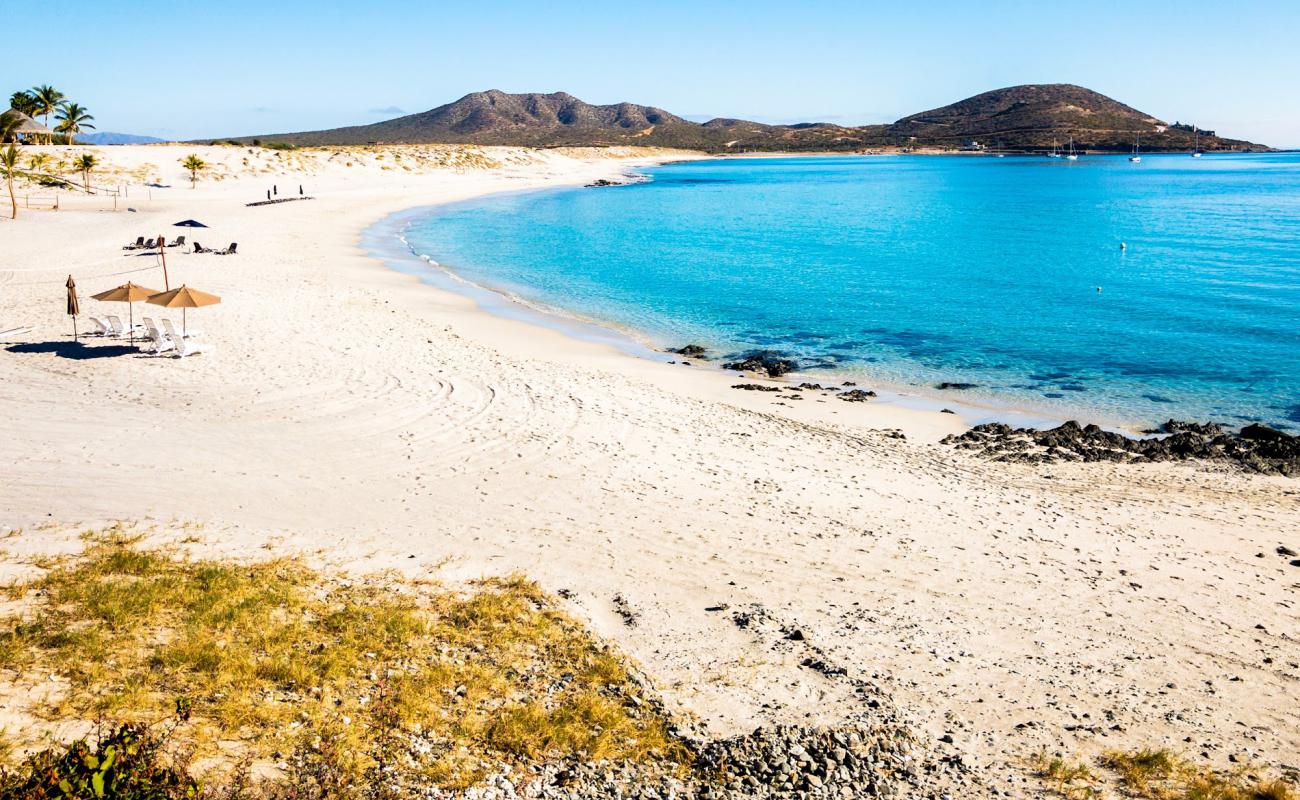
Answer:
[1,144,1296,790]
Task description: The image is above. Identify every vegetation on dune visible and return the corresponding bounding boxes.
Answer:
[1033,748,1296,800]
[0,530,685,796]
[180,154,207,188]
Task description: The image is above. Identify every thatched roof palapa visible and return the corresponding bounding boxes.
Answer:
[2,108,55,142]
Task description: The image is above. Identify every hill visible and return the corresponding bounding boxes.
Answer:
[222,85,1267,153]
[79,131,166,145]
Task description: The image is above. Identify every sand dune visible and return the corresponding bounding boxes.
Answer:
[0,144,1296,794]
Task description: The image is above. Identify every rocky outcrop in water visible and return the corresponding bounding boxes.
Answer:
[671,344,709,358]
[723,351,799,378]
[943,419,1300,476]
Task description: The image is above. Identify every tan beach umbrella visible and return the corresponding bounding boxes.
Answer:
[146,285,220,337]
[65,275,80,341]
[92,281,161,346]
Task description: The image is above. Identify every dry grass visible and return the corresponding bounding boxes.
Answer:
[0,531,685,789]
[1035,747,1296,800]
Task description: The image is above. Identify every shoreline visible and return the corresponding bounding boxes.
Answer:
[365,172,1232,438]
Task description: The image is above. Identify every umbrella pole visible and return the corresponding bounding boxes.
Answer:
[72,315,77,342]
[129,303,134,347]
[183,307,187,337]
[159,234,170,290]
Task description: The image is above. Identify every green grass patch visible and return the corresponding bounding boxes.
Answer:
[0,534,685,791]
[1035,746,1295,800]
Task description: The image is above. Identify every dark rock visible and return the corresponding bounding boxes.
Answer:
[731,383,781,392]
[671,343,708,358]
[940,408,955,414]
[936,382,979,390]
[722,350,799,378]
[838,389,877,402]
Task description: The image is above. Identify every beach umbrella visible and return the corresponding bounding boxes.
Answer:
[173,219,208,228]
[92,281,160,346]
[146,284,220,337]
[66,275,80,341]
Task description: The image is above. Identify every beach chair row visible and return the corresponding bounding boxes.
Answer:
[121,236,237,255]
[86,316,209,357]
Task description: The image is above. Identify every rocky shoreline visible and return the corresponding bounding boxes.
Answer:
[943,419,1300,476]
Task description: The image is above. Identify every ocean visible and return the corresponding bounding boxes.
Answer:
[399,153,1300,429]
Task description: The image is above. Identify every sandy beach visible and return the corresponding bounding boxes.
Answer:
[1,143,1296,794]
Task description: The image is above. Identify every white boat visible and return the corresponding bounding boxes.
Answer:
[1064,138,1079,160]
[1192,126,1203,157]
[1129,134,1141,163]
[1046,140,1062,158]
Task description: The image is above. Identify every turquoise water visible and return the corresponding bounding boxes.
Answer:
[403,154,1300,428]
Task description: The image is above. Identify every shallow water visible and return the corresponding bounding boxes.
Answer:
[404,154,1300,428]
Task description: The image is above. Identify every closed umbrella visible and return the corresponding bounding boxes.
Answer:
[66,275,80,341]
[91,282,160,346]
[146,285,220,337]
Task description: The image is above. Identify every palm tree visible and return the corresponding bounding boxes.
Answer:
[181,154,207,188]
[27,152,50,176]
[55,103,95,144]
[1,145,20,219]
[75,153,97,193]
[30,85,65,128]
[0,111,20,144]
[8,91,40,117]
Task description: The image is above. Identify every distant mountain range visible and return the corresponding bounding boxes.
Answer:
[80,131,166,145]
[224,84,1268,153]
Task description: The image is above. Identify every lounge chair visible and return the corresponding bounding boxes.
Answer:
[162,319,208,357]
[87,316,112,336]
[192,241,212,254]
[144,316,199,339]
[0,325,33,341]
[106,315,142,337]
[140,319,175,354]
[122,236,145,250]
[142,238,156,250]
[166,235,186,248]
[216,242,238,255]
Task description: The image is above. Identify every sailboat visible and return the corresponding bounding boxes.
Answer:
[1064,138,1079,160]
[1046,140,1062,159]
[1129,134,1142,163]
[1192,126,1203,157]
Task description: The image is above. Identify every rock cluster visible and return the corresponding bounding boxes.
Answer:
[943,419,1300,476]
[671,344,709,358]
[723,351,799,378]
[838,389,877,403]
[451,722,975,800]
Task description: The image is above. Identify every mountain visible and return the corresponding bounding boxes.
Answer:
[883,84,1257,151]
[80,131,166,145]
[224,85,1267,152]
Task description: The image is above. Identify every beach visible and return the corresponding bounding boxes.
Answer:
[0,144,1296,794]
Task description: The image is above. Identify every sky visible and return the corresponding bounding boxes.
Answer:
[7,0,1300,147]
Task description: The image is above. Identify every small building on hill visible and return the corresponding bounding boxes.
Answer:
[2,109,55,144]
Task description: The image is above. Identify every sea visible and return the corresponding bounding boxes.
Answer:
[395,153,1300,429]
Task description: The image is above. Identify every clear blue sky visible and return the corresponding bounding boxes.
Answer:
[8,0,1299,146]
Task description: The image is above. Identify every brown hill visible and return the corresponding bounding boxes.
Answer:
[225,85,1267,153]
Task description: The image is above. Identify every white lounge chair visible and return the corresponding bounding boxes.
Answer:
[106,315,142,337]
[0,325,33,341]
[162,319,209,358]
[87,317,112,336]
[140,318,175,354]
